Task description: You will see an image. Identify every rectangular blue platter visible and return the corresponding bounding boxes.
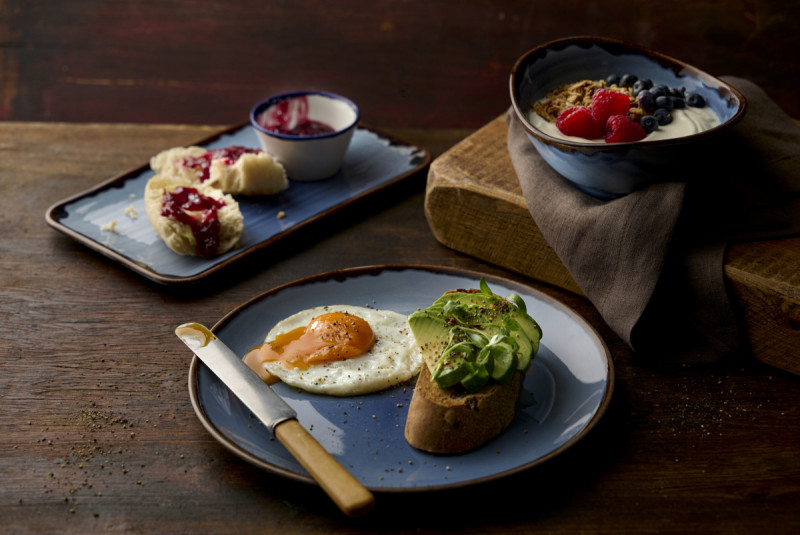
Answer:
[45,125,430,284]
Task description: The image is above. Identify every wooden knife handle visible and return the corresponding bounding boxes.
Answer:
[274,419,375,517]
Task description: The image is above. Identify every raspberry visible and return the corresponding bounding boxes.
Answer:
[556,106,603,139]
[591,89,631,125]
[605,115,646,143]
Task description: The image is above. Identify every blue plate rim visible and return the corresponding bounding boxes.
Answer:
[187,264,615,493]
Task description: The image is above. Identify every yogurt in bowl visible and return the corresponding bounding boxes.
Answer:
[510,37,747,199]
[527,79,722,143]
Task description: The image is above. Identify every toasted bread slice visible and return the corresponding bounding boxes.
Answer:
[404,361,522,454]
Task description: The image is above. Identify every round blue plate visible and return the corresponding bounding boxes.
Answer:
[188,265,613,492]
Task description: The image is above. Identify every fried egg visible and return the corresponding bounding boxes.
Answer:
[244,305,422,396]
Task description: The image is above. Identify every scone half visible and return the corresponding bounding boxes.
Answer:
[144,174,243,257]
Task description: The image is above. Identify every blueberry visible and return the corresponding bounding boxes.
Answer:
[655,95,673,111]
[686,93,706,107]
[671,96,686,109]
[637,91,656,111]
[640,115,659,133]
[654,108,673,125]
[669,87,684,98]
[620,74,638,87]
[632,79,653,95]
[650,85,668,98]
[605,74,620,86]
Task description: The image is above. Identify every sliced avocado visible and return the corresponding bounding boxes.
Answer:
[497,317,534,372]
[408,308,482,388]
[460,361,490,392]
[490,348,517,384]
[431,350,470,388]
[447,291,538,371]
[512,309,542,357]
[505,292,543,351]
[407,309,450,372]
[407,278,543,393]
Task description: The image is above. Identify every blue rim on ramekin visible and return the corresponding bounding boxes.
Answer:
[250,90,360,141]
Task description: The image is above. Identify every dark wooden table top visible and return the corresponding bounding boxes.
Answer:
[2,121,799,533]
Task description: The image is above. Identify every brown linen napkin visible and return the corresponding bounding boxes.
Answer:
[507,76,800,363]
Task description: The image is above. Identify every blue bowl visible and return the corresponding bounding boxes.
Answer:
[510,36,747,199]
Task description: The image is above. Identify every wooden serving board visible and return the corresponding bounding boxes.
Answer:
[425,115,800,376]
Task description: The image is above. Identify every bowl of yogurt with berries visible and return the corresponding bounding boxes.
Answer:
[251,91,359,182]
[510,36,747,199]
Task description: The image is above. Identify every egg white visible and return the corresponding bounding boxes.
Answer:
[260,305,422,396]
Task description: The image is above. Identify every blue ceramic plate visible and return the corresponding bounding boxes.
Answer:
[188,265,614,492]
[45,125,429,284]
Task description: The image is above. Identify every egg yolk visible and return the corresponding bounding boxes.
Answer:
[244,312,376,381]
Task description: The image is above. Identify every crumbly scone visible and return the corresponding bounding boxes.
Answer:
[144,174,243,257]
[150,145,288,196]
[207,151,288,195]
[149,146,208,183]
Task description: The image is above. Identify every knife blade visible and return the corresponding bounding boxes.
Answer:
[176,322,296,432]
[175,322,375,517]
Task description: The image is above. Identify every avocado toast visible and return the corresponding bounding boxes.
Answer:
[404,278,542,453]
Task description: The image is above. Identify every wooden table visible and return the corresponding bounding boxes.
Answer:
[2,122,799,533]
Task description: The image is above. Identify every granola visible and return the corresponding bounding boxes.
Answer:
[532,79,645,123]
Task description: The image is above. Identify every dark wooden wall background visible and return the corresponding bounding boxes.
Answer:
[1,0,798,129]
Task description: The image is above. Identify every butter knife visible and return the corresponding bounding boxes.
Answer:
[175,322,375,517]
